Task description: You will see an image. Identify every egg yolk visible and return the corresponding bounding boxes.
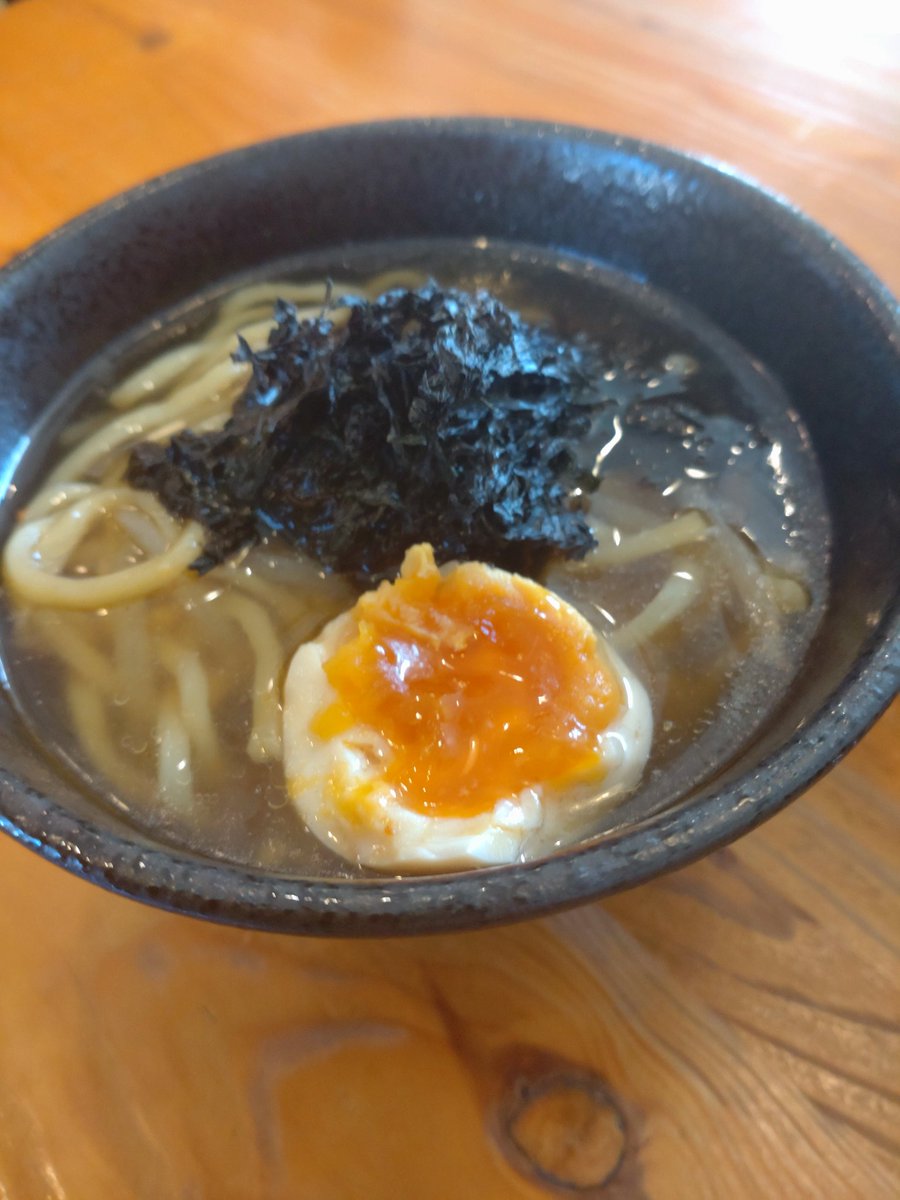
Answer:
[312,545,623,820]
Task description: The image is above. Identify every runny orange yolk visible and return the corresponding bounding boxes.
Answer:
[312,545,623,819]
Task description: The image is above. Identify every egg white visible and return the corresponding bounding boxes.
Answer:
[282,560,652,872]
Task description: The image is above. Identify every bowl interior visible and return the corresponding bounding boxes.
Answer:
[0,120,897,934]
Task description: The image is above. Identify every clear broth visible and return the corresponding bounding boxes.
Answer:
[0,240,829,876]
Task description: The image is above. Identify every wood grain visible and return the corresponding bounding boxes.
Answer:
[0,0,897,1196]
[1,0,898,292]
[0,838,895,1199]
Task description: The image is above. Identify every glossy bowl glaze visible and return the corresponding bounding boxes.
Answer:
[0,119,897,935]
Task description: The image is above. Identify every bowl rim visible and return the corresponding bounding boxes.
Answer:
[1,116,898,936]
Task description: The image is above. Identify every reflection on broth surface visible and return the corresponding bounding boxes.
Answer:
[0,241,828,875]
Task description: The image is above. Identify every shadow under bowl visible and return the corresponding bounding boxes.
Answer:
[0,119,897,935]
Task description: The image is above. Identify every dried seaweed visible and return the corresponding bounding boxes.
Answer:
[128,283,611,579]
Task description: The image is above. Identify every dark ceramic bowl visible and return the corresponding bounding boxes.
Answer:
[0,119,898,935]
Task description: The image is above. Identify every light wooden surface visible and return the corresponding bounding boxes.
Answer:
[0,1,897,1196]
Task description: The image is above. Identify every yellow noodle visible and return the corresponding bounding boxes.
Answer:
[362,268,428,296]
[229,317,279,351]
[110,294,289,414]
[213,271,413,341]
[590,488,664,533]
[134,335,242,403]
[29,612,119,695]
[282,608,340,652]
[768,574,808,614]
[196,315,269,359]
[46,358,247,483]
[215,279,337,321]
[110,601,156,721]
[127,359,247,445]
[110,342,209,409]
[216,553,353,624]
[217,593,284,763]
[708,521,795,664]
[113,507,168,555]
[66,676,148,799]
[185,410,232,436]
[238,548,353,598]
[9,486,190,577]
[711,521,782,622]
[99,458,128,488]
[155,308,280,383]
[30,489,141,569]
[3,508,204,610]
[160,641,219,765]
[174,611,236,714]
[58,410,113,448]
[52,273,417,485]
[569,511,710,572]
[35,487,179,564]
[220,563,310,615]
[156,699,194,811]
[25,481,98,520]
[220,556,357,638]
[232,551,358,632]
[612,568,702,650]
[202,299,351,358]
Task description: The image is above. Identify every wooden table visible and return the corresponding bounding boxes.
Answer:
[0,1,897,1196]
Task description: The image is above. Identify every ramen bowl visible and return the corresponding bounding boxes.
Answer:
[0,119,897,935]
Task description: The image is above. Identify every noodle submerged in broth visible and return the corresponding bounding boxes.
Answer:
[0,243,827,876]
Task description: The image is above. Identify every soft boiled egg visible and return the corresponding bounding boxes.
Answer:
[283,544,651,872]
